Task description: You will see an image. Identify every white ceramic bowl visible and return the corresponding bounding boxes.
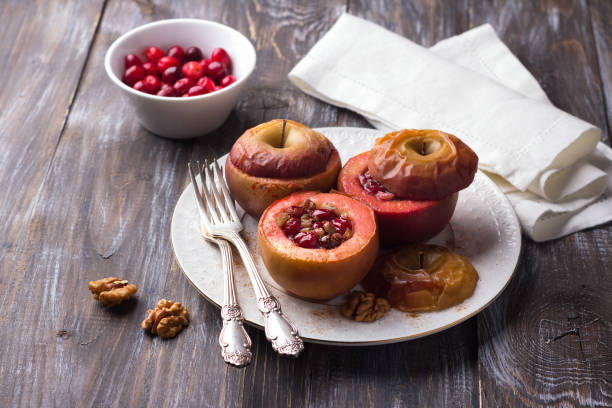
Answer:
[105,19,256,139]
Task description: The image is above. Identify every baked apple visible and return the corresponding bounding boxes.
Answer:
[337,152,457,246]
[368,129,478,201]
[258,191,379,300]
[225,119,341,217]
[362,244,478,312]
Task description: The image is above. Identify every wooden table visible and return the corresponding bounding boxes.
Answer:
[1,1,610,406]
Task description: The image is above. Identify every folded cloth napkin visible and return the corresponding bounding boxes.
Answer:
[289,14,612,241]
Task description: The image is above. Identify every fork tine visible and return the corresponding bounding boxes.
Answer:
[205,160,231,223]
[188,162,213,231]
[198,160,221,225]
[213,159,240,222]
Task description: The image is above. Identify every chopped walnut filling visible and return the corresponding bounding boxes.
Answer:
[341,291,391,322]
[88,277,138,306]
[141,299,189,338]
[277,199,353,249]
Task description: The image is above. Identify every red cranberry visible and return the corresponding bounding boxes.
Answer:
[167,45,185,63]
[282,217,301,236]
[162,66,182,84]
[173,77,195,95]
[124,53,142,68]
[199,58,211,71]
[211,47,232,73]
[187,85,208,96]
[220,75,236,87]
[145,46,164,63]
[312,209,334,221]
[331,217,352,234]
[142,62,159,77]
[363,180,384,194]
[312,221,324,229]
[182,61,204,81]
[132,80,146,93]
[294,231,318,249]
[157,56,180,73]
[184,46,203,62]
[143,75,161,93]
[214,85,223,91]
[123,65,145,86]
[157,85,176,97]
[203,60,227,83]
[181,94,190,97]
[196,76,216,93]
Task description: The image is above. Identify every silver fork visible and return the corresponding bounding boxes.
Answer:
[188,162,252,367]
[195,159,304,357]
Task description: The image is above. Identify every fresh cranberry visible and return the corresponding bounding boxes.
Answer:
[312,209,334,221]
[294,231,318,249]
[199,58,211,71]
[203,60,227,83]
[157,56,180,73]
[143,75,161,93]
[181,94,190,97]
[142,62,159,77]
[332,217,352,234]
[211,47,232,73]
[214,85,223,91]
[182,61,204,81]
[282,217,301,236]
[145,46,164,63]
[167,45,185,63]
[162,66,182,84]
[157,85,176,97]
[220,75,236,87]
[312,221,324,229]
[196,76,216,93]
[124,54,142,68]
[173,77,195,95]
[123,65,145,86]
[132,80,146,93]
[187,85,208,96]
[184,46,203,62]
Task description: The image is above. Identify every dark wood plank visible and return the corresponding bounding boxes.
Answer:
[590,0,612,138]
[0,0,106,404]
[468,1,612,406]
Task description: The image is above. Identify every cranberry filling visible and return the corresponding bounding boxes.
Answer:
[277,199,353,249]
[358,171,395,201]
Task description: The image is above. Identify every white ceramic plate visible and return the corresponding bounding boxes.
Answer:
[171,127,521,345]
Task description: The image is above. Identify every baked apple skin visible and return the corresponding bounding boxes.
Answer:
[338,152,458,246]
[225,149,341,217]
[258,191,379,300]
[225,120,341,218]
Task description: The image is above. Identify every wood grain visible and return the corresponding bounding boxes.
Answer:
[0,0,610,407]
[468,1,612,406]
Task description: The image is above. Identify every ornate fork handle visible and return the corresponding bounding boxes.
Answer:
[227,232,304,357]
[216,238,252,366]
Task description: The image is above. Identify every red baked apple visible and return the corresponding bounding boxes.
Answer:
[258,191,379,300]
[338,152,458,246]
[225,120,341,217]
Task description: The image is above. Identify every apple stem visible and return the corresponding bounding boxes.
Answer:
[280,119,287,148]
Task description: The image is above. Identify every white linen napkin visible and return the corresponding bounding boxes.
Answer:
[289,14,612,241]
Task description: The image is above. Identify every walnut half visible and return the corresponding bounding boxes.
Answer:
[88,277,137,306]
[141,299,189,338]
[341,291,391,322]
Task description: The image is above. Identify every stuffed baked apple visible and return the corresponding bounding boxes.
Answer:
[225,119,341,217]
[338,129,478,246]
[258,191,379,300]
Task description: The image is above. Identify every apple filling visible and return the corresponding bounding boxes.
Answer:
[276,199,353,249]
[358,171,395,201]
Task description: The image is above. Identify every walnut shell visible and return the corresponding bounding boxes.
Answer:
[368,129,478,200]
